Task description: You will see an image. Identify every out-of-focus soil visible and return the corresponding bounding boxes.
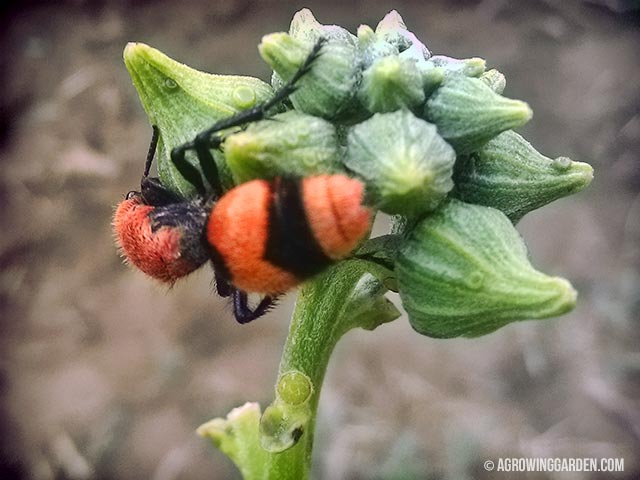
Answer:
[1,1,639,479]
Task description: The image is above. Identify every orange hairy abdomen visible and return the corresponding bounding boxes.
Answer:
[207,175,371,295]
[207,180,299,295]
[302,175,371,259]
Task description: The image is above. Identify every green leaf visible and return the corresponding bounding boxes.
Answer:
[397,199,577,338]
[198,403,270,480]
[123,42,273,196]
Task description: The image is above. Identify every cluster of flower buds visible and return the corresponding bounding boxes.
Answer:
[124,9,592,338]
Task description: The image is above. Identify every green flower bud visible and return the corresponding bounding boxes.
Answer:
[358,56,426,113]
[260,370,314,453]
[259,32,309,82]
[357,24,399,67]
[277,371,313,406]
[419,64,446,98]
[289,8,357,44]
[367,11,443,99]
[479,68,506,94]
[427,55,486,77]
[123,42,273,196]
[375,10,431,62]
[345,110,455,215]
[259,10,362,122]
[453,130,594,222]
[424,75,532,155]
[397,199,577,338]
[224,110,342,183]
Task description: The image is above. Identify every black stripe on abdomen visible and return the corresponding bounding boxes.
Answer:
[264,177,332,278]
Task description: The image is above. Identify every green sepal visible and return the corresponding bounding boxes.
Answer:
[397,199,577,338]
[123,42,273,196]
[259,33,308,84]
[346,272,401,330]
[224,110,342,183]
[453,130,594,222]
[424,75,532,155]
[427,55,486,77]
[345,110,456,215]
[197,402,270,480]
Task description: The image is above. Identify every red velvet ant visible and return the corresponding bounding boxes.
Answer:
[113,39,372,323]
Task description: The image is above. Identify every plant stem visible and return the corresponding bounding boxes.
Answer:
[263,258,397,479]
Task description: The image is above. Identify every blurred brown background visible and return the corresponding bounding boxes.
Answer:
[1,0,639,479]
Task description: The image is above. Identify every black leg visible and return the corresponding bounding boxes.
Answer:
[189,38,325,143]
[170,141,208,196]
[143,125,160,178]
[170,37,326,199]
[233,291,277,324]
[215,271,234,298]
[195,137,223,198]
[135,126,183,205]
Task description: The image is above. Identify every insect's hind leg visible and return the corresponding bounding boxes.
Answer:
[232,290,277,324]
[215,271,234,298]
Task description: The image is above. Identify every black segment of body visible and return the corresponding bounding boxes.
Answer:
[148,201,210,266]
[214,271,234,298]
[208,243,233,290]
[264,177,332,278]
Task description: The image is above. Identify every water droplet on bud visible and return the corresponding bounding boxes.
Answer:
[465,271,484,290]
[232,86,256,109]
[553,156,571,171]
